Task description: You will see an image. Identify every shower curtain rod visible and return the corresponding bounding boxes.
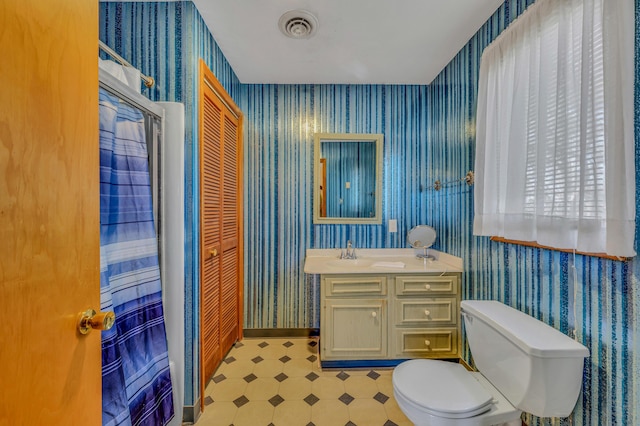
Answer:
[99,40,155,88]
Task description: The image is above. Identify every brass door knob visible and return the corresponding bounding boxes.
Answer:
[207,247,218,259]
[78,309,115,335]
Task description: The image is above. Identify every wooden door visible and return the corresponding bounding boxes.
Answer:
[220,113,240,352]
[199,60,243,406]
[319,159,327,217]
[0,0,100,424]
[200,76,223,384]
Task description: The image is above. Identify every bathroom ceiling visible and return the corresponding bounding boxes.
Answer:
[192,0,504,85]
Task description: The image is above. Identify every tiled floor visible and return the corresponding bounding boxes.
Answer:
[194,337,412,426]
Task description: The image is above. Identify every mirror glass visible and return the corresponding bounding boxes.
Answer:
[313,133,383,224]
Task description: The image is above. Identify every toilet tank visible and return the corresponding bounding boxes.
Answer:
[461,300,589,418]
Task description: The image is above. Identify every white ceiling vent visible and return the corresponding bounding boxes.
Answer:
[278,10,318,39]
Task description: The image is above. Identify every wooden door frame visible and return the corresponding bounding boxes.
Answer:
[198,58,244,412]
[319,158,327,217]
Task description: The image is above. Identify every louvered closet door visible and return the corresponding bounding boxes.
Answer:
[200,86,223,383]
[199,59,243,400]
[220,114,239,351]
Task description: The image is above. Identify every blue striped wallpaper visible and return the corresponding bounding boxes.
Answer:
[101,0,639,423]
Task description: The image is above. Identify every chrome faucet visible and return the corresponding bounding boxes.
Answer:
[340,240,357,259]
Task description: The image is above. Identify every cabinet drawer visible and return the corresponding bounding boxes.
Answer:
[324,276,387,296]
[395,328,458,358]
[394,298,457,326]
[395,275,458,295]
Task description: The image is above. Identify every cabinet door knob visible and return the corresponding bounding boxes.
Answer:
[371,311,377,318]
[424,284,431,290]
[424,310,431,316]
[424,339,431,346]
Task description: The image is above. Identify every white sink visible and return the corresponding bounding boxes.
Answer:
[303,248,463,274]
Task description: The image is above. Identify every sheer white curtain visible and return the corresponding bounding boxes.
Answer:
[473,0,635,257]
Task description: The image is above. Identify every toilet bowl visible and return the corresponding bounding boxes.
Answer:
[392,300,589,426]
[393,360,521,426]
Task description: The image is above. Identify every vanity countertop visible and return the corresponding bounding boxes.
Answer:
[303,248,463,274]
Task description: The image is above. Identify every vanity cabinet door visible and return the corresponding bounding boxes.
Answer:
[321,299,387,360]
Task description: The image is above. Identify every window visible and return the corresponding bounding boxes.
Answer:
[473,0,635,257]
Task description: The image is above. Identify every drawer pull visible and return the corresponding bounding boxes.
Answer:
[424,310,431,316]
[424,339,431,346]
[424,284,431,290]
[371,311,377,318]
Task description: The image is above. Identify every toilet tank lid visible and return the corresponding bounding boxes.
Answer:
[461,300,589,358]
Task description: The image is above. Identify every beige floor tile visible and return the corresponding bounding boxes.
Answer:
[372,368,393,379]
[341,368,373,376]
[272,400,312,426]
[197,401,237,426]
[347,398,389,426]
[311,376,346,400]
[252,358,285,377]
[278,376,313,400]
[237,337,269,347]
[208,377,248,402]
[244,377,280,401]
[216,359,257,378]
[232,400,274,426]
[282,358,316,377]
[310,358,323,372]
[310,399,350,426]
[344,375,380,398]
[384,397,413,426]
[258,342,290,359]
[286,340,318,358]
[229,343,262,359]
[375,373,395,397]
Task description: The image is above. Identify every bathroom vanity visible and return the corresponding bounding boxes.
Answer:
[304,249,463,367]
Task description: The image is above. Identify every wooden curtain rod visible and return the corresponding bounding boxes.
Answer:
[98,40,154,88]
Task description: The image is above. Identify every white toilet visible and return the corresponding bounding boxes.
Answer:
[392,300,589,426]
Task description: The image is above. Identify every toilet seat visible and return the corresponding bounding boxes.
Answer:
[393,360,494,419]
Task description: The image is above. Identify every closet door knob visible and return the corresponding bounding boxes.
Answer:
[371,311,377,318]
[78,309,115,335]
[424,339,431,347]
[424,284,431,290]
[424,310,431,317]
